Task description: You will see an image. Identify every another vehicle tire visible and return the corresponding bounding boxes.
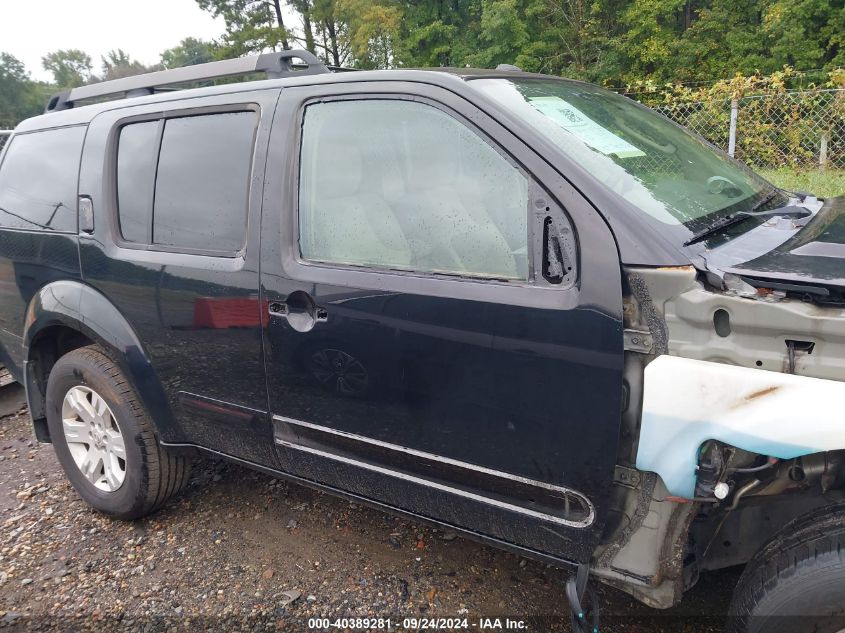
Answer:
[45,345,191,520]
[727,500,845,633]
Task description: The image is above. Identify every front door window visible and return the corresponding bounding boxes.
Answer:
[298,99,529,280]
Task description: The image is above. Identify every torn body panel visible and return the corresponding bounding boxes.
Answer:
[596,265,845,608]
[636,355,845,498]
[723,195,845,294]
[592,474,697,609]
[665,283,845,381]
[624,267,845,500]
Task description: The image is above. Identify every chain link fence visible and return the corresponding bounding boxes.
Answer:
[650,89,845,170]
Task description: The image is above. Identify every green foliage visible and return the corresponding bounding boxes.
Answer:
[764,0,845,71]
[647,68,845,169]
[161,38,219,69]
[0,53,45,129]
[758,167,845,198]
[41,49,93,88]
[335,0,402,68]
[100,49,159,81]
[5,0,845,129]
[197,0,290,57]
[192,0,845,82]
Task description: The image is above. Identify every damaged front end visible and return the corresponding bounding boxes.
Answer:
[721,195,845,303]
[593,200,845,608]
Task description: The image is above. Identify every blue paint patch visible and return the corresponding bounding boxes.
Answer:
[636,413,817,498]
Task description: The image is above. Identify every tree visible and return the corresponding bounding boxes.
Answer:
[395,0,478,68]
[335,0,402,68]
[668,1,770,83]
[309,0,350,66]
[100,49,158,81]
[0,53,45,128]
[196,0,291,57]
[161,38,219,68]
[192,0,845,86]
[464,0,528,69]
[764,0,845,71]
[289,0,316,54]
[609,0,689,82]
[41,49,93,88]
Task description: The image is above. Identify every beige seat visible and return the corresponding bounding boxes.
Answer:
[393,126,520,279]
[302,134,411,269]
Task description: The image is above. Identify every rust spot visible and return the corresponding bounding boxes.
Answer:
[656,265,696,272]
[745,386,780,401]
[728,385,781,410]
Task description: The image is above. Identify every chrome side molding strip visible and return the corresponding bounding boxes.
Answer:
[274,415,595,528]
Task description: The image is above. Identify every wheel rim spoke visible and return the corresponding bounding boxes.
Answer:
[108,434,126,460]
[103,454,122,490]
[66,388,97,424]
[79,447,104,484]
[91,391,109,419]
[62,417,90,444]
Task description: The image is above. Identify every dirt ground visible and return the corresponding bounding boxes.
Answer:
[0,385,738,632]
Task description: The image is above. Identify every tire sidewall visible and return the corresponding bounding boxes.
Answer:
[740,565,845,633]
[45,351,149,518]
[729,501,845,633]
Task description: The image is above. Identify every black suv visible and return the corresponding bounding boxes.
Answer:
[1,50,844,631]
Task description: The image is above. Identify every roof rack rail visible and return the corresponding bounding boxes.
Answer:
[45,49,336,113]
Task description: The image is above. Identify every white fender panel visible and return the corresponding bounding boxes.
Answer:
[636,355,845,498]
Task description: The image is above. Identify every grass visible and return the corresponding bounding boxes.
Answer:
[756,167,845,199]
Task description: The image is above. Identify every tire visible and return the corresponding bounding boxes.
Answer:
[45,345,191,520]
[727,500,845,633]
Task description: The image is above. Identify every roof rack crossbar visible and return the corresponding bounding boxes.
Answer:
[45,49,331,113]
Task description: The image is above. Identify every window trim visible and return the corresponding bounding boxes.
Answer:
[111,104,260,258]
[0,124,88,235]
[293,93,546,286]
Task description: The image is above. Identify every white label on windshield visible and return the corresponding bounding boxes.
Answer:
[528,96,646,158]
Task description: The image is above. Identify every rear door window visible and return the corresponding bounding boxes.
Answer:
[0,126,85,233]
[116,111,257,254]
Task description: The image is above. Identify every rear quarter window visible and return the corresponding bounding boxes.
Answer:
[0,126,85,233]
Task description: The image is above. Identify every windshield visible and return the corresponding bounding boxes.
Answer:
[473,78,777,228]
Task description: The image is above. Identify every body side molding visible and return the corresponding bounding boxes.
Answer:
[274,415,595,528]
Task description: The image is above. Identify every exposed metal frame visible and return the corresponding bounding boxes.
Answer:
[45,49,335,113]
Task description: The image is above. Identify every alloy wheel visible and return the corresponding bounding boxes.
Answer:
[61,386,127,492]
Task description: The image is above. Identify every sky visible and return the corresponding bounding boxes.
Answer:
[1,0,227,81]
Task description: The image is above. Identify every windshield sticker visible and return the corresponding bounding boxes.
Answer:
[528,96,646,158]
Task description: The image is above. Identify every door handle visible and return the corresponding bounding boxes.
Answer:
[268,291,327,333]
[268,301,288,318]
[79,196,94,233]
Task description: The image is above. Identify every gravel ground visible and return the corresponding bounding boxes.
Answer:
[0,387,737,632]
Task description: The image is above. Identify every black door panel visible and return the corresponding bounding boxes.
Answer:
[261,82,623,563]
[77,91,278,464]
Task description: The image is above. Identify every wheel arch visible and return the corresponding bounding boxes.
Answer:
[23,280,175,443]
